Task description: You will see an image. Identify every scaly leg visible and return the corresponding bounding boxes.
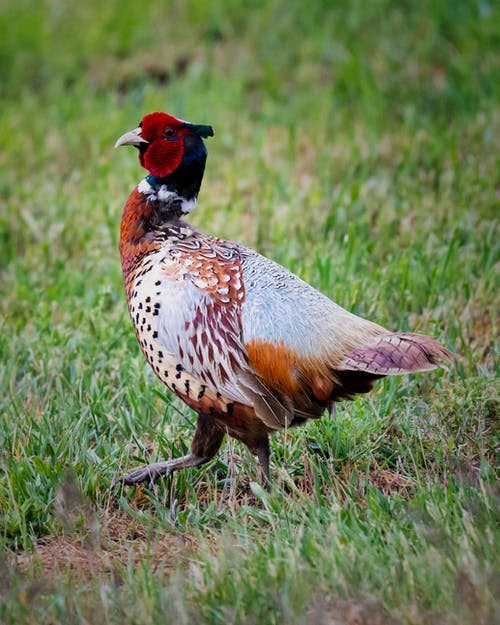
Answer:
[112,415,225,490]
[255,436,271,489]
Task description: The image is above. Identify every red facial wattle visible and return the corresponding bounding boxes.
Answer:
[141,138,184,177]
[139,111,186,177]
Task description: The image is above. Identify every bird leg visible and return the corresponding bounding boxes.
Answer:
[254,436,271,489]
[112,415,225,490]
[111,454,206,490]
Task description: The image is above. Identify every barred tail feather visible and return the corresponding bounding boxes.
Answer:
[339,332,453,376]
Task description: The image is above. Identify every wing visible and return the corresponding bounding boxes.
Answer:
[240,249,386,358]
[239,249,388,401]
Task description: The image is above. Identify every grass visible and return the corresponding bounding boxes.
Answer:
[0,0,499,623]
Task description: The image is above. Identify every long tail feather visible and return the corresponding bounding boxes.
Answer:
[339,332,453,375]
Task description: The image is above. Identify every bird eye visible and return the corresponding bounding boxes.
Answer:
[164,127,175,137]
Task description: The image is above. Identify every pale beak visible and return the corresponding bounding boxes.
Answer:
[114,127,149,149]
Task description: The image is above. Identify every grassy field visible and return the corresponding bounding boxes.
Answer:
[0,0,499,623]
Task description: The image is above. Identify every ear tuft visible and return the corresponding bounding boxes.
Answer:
[196,125,214,138]
[183,122,214,138]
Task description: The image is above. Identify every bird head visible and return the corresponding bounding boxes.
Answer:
[115,111,214,178]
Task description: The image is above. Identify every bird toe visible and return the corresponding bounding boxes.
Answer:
[111,462,173,490]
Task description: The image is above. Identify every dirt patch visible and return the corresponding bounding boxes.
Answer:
[12,474,196,583]
[365,467,413,497]
[13,507,192,583]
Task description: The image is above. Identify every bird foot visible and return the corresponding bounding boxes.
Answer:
[111,461,174,491]
[111,453,210,491]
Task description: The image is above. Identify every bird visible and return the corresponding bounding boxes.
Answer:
[112,111,452,490]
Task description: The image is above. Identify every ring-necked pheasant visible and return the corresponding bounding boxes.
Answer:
[113,111,451,489]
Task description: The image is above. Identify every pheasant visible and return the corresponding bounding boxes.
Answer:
[113,111,451,489]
